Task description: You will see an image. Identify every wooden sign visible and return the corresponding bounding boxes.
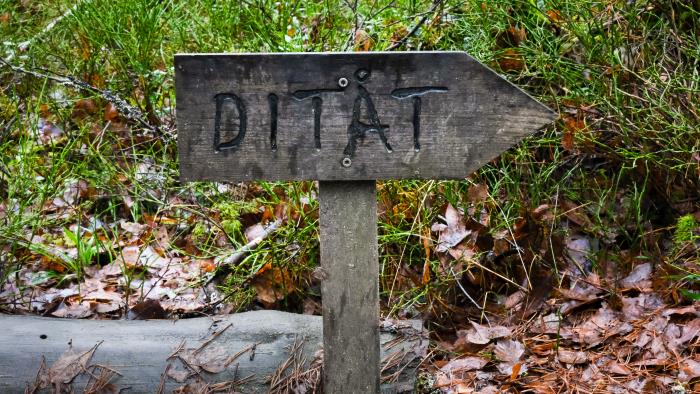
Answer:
[175,51,555,394]
[175,52,554,182]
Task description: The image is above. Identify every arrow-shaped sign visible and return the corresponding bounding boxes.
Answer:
[176,52,555,182]
[175,51,555,393]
